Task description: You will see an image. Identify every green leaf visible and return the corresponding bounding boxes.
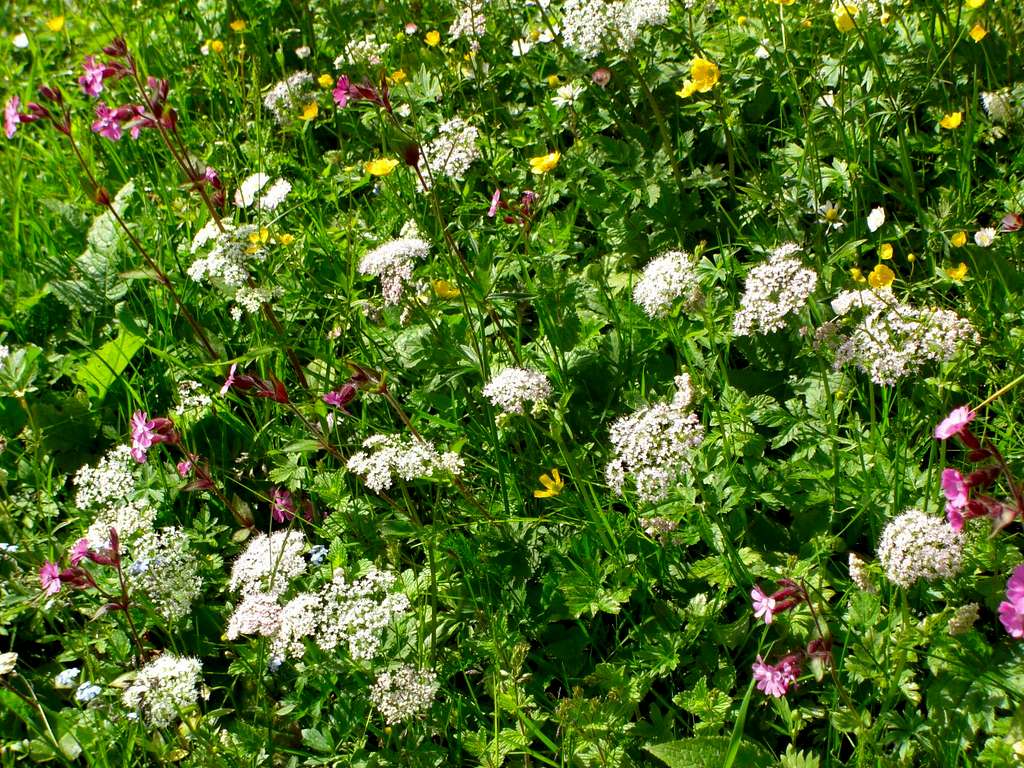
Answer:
[0,344,43,397]
[301,727,332,753]
[645,737,771,768]
[73,328,144,400]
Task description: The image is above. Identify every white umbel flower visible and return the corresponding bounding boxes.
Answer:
[262,71,314,123]
[358,237,430,306]
[732,243,818,336]
[482,367,552,415]
[605,374,704,503]
[346,435,463,493]
[229,530,307,598]
[370,666,439,724]
[85,498,156,549]
[632,250,703,319]
[122,655,202,727]
[877,509,963,588]
[226,591,283,640]
[74,445,138,510]
[127,527,202,622]
[419,118,480,190]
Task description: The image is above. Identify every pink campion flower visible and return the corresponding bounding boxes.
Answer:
[70,538,91,566]
[176,457,194,478]
[129,410,177,462]
[91,102,123,140]
[752,654,800,698]
[270,487,295,523]
[323,382,357,411]
[1007,564,1024,605]
[999,600,1024,638]
[488,189,501,218]
[934,406,975,440]
[220,363,238,395]
[947,506,965,533]
[78,55,109,97]
[5,95,21,139]
[751,585,777,624]
[333,75,354,107]
[40,562,62,595]
[941,468,969,533]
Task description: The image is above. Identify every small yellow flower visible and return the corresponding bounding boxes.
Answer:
[950,231,967,247]
[771,0,795,4]
[277,233,295,246]
[939,111,962,129]
[850,267,866,283]
[388,69,407,85]
[946,262,968,280]
[208,39,225,53]
[46,15,65,32]
[246,227,270,253]
[801,17,813,28]
[737,15,748,24]
[833,3,858,32]
[907,252,917,263]
[318,74,334,89]
[364,157,399,176]
[534,468,564,498]
[879,10,892,24]
[425,30,441,47]
[529,150,561,175]
[966,0,985,8]
[229,19,247,31]
[546,74,561,87]
[878,243,893,260]
[299,102,318,121]
[868,263,895,289]
[433,279,461,299]
[676,57,720,99]
[969,23,987,42]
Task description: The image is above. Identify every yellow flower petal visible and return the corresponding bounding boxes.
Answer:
[850,267,866,283]
[689,57,720,92]
[300,102,318,121]
[966,0,985,8]
[675,80,698,99]
[46,15,65,32]
[878,243,893,260]
[425,30,441,47]
[546,74,561,88]
[946,262,968,280]
[969,23,987,42]
[208,39,224,53]
[229,19,247,32]
[833,3,858,32]
[433,279,461,299]
[939,111,962,129]
[364,157,399,176]
[529,150,561,175]
[868,263,895,289]
[534,469,564,498]
[318,73,334,88]
[950,231,967,247]
[388,69,407,84]
[277,233,295,246]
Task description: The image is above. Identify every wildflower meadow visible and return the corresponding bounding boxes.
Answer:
[2,0,1024,765]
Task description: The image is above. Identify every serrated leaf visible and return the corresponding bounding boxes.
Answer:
[645,737,771,768]
[781,744,821,768]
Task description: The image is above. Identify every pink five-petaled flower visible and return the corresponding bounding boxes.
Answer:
[5,95,21,139]
[323,382,358,411]
[91,102,127,140]
[270,487,295,523]
[129,410,177,463]
[40,561,62,595]
[78,55,109,97]
[935,406,975,440]
[488,189,501,218]
[220,363,238,396]
[999,565,1024,638]
[751,585,777,624]
[70,538,92,566]
[333,75,356,108]
[941,468,970,532]
[752,654,801,698]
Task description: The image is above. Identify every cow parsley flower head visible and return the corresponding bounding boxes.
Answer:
[732,244,818,336]
[127,527,202,622]
[560,0,669,58]
[226,591,283,640]
[632,250,703,318]
[358,237,430,306]
[419,118,480,190]
[229,530,308,598]
[84,498,156,549]
[877,509,963,588]
[74,445,138,510]
[482,367,552,415]
[605,374,704,503]
[370,666,439,724]
[346,435,463,493]
[122,655,202,727]
[336,33,390,66]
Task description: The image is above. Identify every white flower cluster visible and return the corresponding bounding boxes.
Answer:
[85,498,156,549]
[560,0,669,59]
[74,445,138,510]
[335,34,390,66]
[482,367,552,415]
[732,244,818,336]
[262,71,314,123]
[234,173,292,211]
[271,569,410,663]
[449,0,487,44]
[188,222,266,289]
[632,250,703,319]
[358,237,430,306]
[226,591,283,641]
[826,287,978,385]
[229,530,308,598]
[370,666,439,724]
[122,654,202,727]
[346,435,464,493]
[605,374,704,503]
[174,380,212,416]
[877,509,963,588]
[419,118,480,190]
[126,527,202,622]
[232,284,280,320]
[848,552,874,592]
[947,603,980,636]
[981,88,1016,125]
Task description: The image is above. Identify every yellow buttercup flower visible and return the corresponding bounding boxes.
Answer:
[907,253,917,263]
[433,279,461,299]
[879,10,892,24]
[208,39,225,53]
[318,74,334,89]
[277,233,295,246]
[850,267,866,283]
[939,111,962,129]
[771,0,795,4]
[950,231,967,247]
[946,262,968,280]
[388,69,407,85]
[969,24,987,42]
[425,30,441,47]
[737,15,748,24]
[46,15,65,32]
[833,3,858,32]
[966,0,985,7]
[300,102,318,121]
[676,57,720,98]
[534,468,564,498]
[868,263,895,289]
[546,74,561,87]
[364,157,399,176]
[529,150,561,174]
[878,243,893,260]
[246,227,270,254]
[230,19,247,31]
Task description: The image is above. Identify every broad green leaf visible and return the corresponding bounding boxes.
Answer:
[74,329,144,400]
[645,737,771,768]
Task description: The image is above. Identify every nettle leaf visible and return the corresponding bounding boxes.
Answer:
[781,744,821,768]
[558,570,633,619]
[73,328,144,401]
[645,736,771,768]
[672,677,732,732]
